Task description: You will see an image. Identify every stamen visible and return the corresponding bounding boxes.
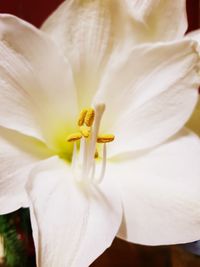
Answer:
[77,109,88,126]
[68,103,114,184]
[97,134,115,143]
[66,132,82,142]
[97,143,107,183]
[79,138,88,180]
[94,149,99,159]
[90,160,96,181]
[72,142,78,170]
[86,104,105,174]
[80,126,90,138]
[84,108,95,127]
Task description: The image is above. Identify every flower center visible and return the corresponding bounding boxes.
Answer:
[66,104,115,184]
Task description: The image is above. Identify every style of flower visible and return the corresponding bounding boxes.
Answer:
[0,1,200,266]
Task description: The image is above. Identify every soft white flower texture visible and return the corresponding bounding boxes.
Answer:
[0,0,200,266]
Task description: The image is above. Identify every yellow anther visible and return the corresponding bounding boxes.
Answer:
[94,149,99,159]
[80,126,90,138]
[66,132,82,142]
[97,134,115,143]
[77,109,88,126]
[84,108,95,127]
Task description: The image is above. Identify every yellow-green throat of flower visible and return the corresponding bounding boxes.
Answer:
[66,104,115,184]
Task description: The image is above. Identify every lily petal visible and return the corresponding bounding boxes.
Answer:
[42,0,126,108]
[0,127,52,214]
[94,40,200,154]
[26,157,122,267]
[108,129,200,245]
[0,14,78,149]
[125,0,187,43]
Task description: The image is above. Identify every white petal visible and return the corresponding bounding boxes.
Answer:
[42,0,127,108]
[26,157,122,267]
[0,14,78,149]
[108,129,200,245]
[94,40,200,155]
[0,127,52,214]
[125,0,187,42]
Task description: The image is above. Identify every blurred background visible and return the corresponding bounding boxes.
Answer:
[0,0,199,266]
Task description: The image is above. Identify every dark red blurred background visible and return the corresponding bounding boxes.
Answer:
[0,0,199,31]
[0,1,199,267]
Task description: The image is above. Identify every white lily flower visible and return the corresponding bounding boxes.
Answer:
[0,1,200,266]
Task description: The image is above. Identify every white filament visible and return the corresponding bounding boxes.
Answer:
[72,142,77,171]
[96,143,107,183]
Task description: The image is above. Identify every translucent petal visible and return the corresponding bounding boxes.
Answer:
[42,0,127,108]
[94,40,200,155]
[107,130,200,245]
[0,127,52,214]
[27,157,122,267]
[0,14,78,152]
[125,0,187,43]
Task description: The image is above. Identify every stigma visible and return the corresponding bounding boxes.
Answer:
[66,104,115,183]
